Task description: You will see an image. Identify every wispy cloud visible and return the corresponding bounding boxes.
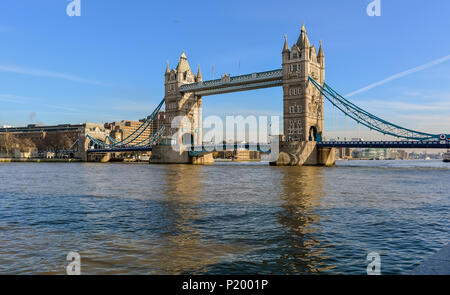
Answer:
[396,114,450,133]
[345,54,450,97]
[0,64,108,86]
[110,100,161,112]
[0,94,26,104]
[365,100,450,112]
[44,104,79,112]
[0,93,80,113]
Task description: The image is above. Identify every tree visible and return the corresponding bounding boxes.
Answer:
[0,133,36,155]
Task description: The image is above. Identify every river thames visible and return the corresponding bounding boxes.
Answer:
[0,160,448,274]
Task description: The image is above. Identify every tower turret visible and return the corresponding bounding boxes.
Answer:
[176,51,195,83]
[318,40,325,66]
[196,64,203,82]
[282,34,290,63]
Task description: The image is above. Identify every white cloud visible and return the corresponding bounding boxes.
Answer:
[0,64,108,86]
[110,101,162,112]
[345,54,450,97]
[44,104,79,112]
[0,93,80,113]
[0,94,26,104]
[363,100,450,112]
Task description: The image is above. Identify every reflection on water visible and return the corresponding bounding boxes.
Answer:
[0,161,448,274]
[277,167,335,273]
[151,165,248,274]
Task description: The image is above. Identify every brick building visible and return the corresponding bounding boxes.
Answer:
[105,111,166,144]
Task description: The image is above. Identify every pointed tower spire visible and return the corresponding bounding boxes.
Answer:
[318,40,324,57]
[318,40,325,66]
[302,30,310,49]
[282,34,290,53]
[296,22,308,48]
[166,60,170,73]
[197,64,203,81]
[177,50,191,73]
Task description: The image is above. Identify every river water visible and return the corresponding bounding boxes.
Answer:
[0,160,448,274]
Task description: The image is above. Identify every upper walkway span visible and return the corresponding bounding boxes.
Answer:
[179,69,282,96]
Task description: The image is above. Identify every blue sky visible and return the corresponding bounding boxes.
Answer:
[0,0,450,139]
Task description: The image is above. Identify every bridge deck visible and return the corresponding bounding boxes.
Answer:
[318,141,449,149]
[87,141,449,154]
[87,147,153,153]
[179,69,282,96]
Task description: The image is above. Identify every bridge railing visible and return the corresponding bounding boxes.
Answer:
[318,140,449,149]
[180,69,282,93]
[185,143,272,156]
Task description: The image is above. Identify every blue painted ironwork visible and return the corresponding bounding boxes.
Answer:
[180,69,283,96]
[87,147,153,153]
[86,98,165,148]
[187,143,272,157]
[309,77,449,141]
[87,125,166,153]
[134,125,166,146]
[318,140,449,149]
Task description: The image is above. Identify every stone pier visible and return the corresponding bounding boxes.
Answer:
[270,141,335,166]
[149,145,214,165]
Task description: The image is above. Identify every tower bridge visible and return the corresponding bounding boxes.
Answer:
[86,24,450,165]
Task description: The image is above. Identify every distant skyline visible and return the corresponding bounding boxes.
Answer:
[1,0,450,140]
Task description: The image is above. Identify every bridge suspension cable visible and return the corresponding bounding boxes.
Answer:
[86,124,166,150]
[86,98,165,148]
[134,125,166,146]
[309,77,447,141]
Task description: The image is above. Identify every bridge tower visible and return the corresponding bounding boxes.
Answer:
[151,52,212,164]
[281,24,325,142]
[273,24,335,166]
[164,52,203,146]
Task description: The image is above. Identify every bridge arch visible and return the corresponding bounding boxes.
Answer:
[309,126,318,142]
[182,132,194,146]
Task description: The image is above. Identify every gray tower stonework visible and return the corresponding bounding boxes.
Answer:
[151,53,212,164]
[273,24,335,166]
[282,24,325,142]
[163,52,203,146]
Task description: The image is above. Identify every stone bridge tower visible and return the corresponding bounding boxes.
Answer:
[164,52,203,146]
[273,24,334,166]
[281,24,325,142]
[151,52,212,164]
